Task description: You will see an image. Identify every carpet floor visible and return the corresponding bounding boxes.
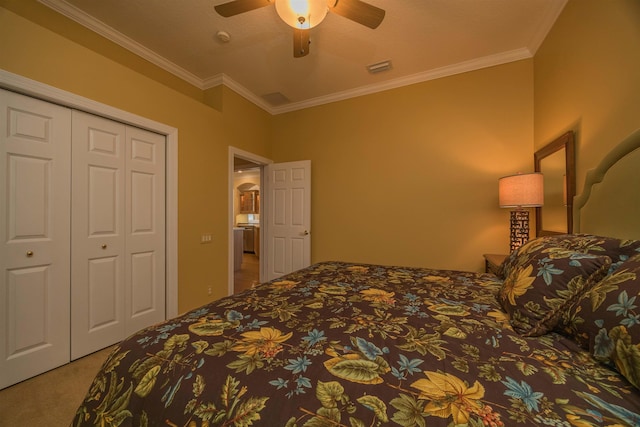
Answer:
[0,346,113,426]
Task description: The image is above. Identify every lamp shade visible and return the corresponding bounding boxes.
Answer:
[499,172,544,208]
[275,0,328,29]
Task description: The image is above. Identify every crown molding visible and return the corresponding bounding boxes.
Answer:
[37,0,565,116]
[202,74,224,89]
[270,48,534,114]
[216,74,275,113]
[527,0,567,55]
[38,0,205,88]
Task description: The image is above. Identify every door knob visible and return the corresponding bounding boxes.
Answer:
[303,230,309,235]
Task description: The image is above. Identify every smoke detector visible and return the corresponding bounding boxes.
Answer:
[216,31,231,43]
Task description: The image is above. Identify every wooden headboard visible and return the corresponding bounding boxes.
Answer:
[573,128,640,240]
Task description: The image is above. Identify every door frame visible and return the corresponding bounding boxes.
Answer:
[0,69,180,318]
[228,147,272,295]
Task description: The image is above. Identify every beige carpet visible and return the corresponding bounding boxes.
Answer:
[0,346,113,427]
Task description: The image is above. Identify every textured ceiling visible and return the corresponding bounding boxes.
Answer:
[40,0,566,114]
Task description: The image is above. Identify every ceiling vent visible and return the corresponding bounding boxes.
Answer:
[367,60,392,74]
[262,92,291,106]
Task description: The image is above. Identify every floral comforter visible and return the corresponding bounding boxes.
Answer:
[72,261,640,426]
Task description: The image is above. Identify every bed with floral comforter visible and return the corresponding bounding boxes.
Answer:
[72,234,640,427]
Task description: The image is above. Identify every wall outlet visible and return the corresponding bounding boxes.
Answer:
[201,234,212,243]
[207,286,212,296]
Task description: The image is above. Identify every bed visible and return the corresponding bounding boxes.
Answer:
[72,129,640,427]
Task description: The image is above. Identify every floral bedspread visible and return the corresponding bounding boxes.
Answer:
[72,261,640,426]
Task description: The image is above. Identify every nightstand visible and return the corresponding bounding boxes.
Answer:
[483,253,508,275]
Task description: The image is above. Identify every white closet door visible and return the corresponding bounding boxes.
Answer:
[0,90,71,389]
[71,111,126,359]
[125,126,165,335]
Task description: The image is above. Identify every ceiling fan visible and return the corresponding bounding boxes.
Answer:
[214,0,385,57]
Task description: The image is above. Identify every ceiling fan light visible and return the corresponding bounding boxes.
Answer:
[275,0,328,29]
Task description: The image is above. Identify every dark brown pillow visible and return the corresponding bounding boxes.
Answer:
[561,234,640,270]
[499,249,611,337]
[498,234,640,279]
[558,253,640,389]
[497,235,568,279]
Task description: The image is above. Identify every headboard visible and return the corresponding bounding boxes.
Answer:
[573,128,640,240]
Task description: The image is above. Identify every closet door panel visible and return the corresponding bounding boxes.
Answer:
[71,111,126,360]
[0,90,71,389]
[89,166,119,233]
[6,267,49,348]
[87,256,119,329]
[125,127,165,335]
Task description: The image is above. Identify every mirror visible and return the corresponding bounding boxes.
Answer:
[535,131,575,236]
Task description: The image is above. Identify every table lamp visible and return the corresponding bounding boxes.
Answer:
[499,172,544,252]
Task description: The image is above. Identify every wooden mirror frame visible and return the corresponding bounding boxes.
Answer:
[534,131,576,236]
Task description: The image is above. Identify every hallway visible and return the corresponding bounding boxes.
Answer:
[234,253,259,293]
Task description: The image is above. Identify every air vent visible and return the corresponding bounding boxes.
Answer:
[367,60,392,74]
[262,92,290,106]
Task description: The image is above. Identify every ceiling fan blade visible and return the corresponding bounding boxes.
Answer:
[214,0,272,17]
[293,28,310,58]
[328,0,385,29]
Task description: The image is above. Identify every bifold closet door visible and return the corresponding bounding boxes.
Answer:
[124,125,166,336]
[71,111,126,359]
[0,90,71,389]
[71,111,165,359]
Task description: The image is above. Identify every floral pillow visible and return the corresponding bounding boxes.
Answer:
[561,234,640,271]
[558,253,640,389]
[498,234,640,280]
[497,235,568,280]
[498,248,611,337]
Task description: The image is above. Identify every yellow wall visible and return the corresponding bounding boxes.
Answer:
[8,0,635,312]
[0,0,205,102]
[0,0,533,312]
[534,0,640,196]
[0,3,272,312]
[220,86,273,157]
[271,61,534,271]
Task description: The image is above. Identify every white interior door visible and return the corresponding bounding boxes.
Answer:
[0,90,71,389]
[265,160,311,281]
[125,126,165,335]
[71,111,126,359]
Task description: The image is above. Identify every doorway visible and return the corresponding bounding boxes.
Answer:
[227,149,313,295]
[233,163,260,293]
[228,148,271,295]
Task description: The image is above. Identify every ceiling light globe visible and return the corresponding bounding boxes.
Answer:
[275,0,328,29]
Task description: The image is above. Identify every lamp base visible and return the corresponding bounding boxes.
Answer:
[510,210,530,252]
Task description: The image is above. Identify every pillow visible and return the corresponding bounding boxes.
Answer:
[561,234,640,271]
[498,234,640,279]
[558,253,640,389]
[497,235,569,279]
[498,249,611,337]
